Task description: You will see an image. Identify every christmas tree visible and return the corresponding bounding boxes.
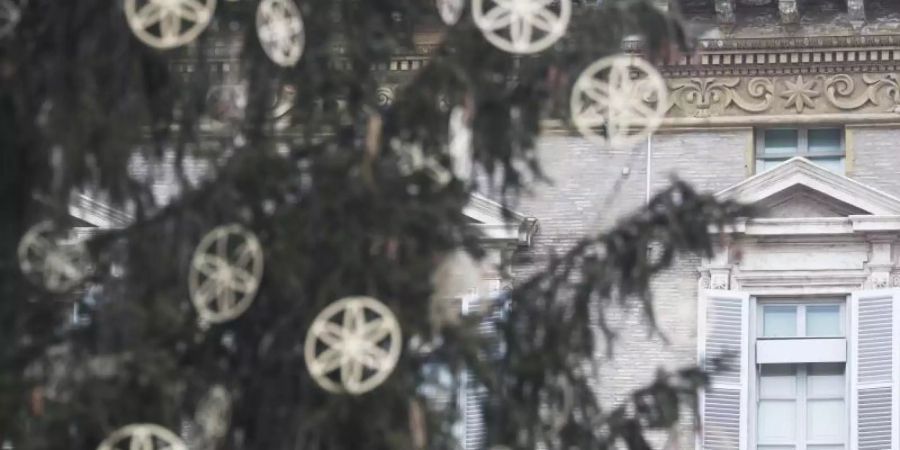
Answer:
[0,0,749,449]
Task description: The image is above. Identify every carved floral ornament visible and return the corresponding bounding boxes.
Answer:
[659,73,900,118]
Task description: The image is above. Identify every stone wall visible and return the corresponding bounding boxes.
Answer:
[500,117,900,448]
[500,129,749,447]
[849,125,900,198]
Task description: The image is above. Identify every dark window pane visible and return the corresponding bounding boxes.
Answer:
[808,129,842,154]
[763,129,799,156]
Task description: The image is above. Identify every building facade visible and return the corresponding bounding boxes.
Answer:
[473,1,900,449]
[62,1,900,449]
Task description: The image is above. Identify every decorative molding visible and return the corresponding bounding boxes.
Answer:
[663,73,900,119]
[733,269,869,289]
[778,0,798,25]
[667,77,773,117]
[864,271,890,289]
[891,272,900,288]
[376,85,396,107]
[709,268,731,290]
[698,271,711,290]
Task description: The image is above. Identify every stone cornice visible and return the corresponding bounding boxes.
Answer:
[640,35,900,77]
[629,34,900,53]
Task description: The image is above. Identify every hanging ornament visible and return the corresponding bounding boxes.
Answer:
[206,84,248,124]
[472,0,571,54]
[271,84,297,119]
[448,106,473,183]
[436,0,464,25]
[189,224,264,325]
[304,296,402,395]
[97,424,187,450]
[124,0,216,49]
[570,54,668,150]
[0,0,23,39]
[256,0,305,67]
[17,221,91,293]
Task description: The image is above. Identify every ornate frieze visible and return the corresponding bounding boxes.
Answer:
[662,73,900,118]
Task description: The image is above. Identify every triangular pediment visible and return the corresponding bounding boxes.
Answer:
[717,157,900,216]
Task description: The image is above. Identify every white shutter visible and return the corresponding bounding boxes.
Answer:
[850,289,900,450]
[459,282,503,450]
[461,369,487,450]
[698,289,750,450]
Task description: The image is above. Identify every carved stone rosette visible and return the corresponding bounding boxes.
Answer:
[865,271,890,289]
[709,270,731,290]
[661,73,900,119]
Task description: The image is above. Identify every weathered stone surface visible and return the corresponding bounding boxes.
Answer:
[848,0,866,28]
[848,127,900,197]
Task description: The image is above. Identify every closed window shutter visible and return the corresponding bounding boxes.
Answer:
[462,369,487,450]
[698,289,749,450]
[850,289,900,450]
[461,281,504,450]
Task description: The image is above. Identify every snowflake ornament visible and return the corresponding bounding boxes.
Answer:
[305,296,402,395]
[570,55,668,149]
[189,224,264,325]
[256,0,305,67]
[436,0,464,25]
[124,0,216,49]
[18,221,91,293]
[97,424,187,450]
[472,0,571,54]
[0,0,23,39]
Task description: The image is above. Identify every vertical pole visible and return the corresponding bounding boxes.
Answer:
[646,133,652,204]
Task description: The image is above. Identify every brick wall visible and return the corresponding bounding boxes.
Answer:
[849,126,900,197]
[505,128,750,448]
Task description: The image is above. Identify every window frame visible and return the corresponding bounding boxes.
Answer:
[755,127,846,173]
[756,363,848,450]
[749,296,851,450]
[756,298,846,338]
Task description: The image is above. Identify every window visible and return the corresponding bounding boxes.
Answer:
[758,363,846,450]
[759,303,843,338]
[754,299,848,450]
[756,128,844,174]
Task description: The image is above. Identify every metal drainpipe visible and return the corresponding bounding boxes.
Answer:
[646,133,652,204]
